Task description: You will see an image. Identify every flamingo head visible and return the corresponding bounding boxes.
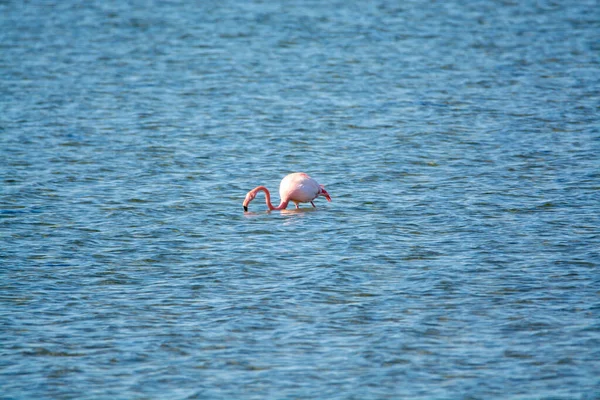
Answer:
[243,191,256,211]
[319,186,331,202]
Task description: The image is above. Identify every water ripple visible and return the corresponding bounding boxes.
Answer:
[2,0,599,398]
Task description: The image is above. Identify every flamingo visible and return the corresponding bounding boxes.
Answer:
[243,172,331,211]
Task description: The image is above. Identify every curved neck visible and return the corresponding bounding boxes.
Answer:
[253,186,288,210]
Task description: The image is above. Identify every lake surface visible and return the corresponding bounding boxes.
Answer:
[1,0,599,398]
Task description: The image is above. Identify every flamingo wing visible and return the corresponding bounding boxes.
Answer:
[279,173,321,203]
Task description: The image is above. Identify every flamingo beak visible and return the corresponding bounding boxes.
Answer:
[243,205,248,212]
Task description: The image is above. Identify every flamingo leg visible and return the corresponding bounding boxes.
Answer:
[311,201,316,208]
[294,202,300,209]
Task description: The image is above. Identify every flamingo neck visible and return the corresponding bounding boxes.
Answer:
[253,186,288,210]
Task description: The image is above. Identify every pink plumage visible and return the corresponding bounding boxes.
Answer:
[243,172,331,211]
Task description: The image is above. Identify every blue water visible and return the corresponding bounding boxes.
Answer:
[1,0,599,398]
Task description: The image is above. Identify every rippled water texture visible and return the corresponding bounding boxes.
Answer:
[1,0,599,398]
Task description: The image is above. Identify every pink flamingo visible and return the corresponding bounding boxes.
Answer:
[243,172,331,211]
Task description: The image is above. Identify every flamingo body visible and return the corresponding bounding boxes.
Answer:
[243,172,331,211]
